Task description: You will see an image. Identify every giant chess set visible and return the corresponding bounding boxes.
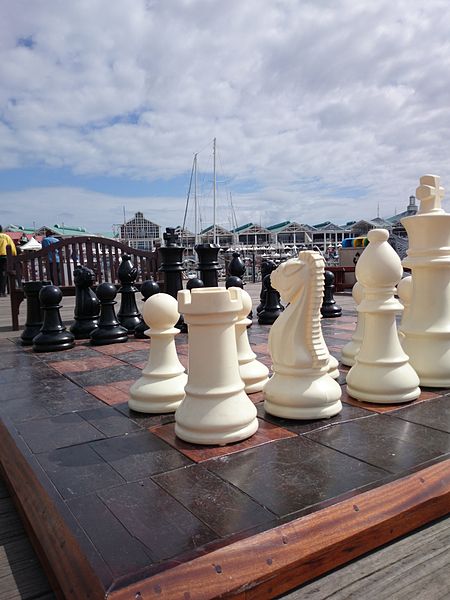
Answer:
[0,175,449,599]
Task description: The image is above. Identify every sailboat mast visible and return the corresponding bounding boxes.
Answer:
[194,153,198,245]
[213,137,217,245]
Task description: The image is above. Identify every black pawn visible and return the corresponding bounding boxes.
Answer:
[21,280,51,346]
[226,251,245,288]
[195,243,221,287]
[117,254,142,333]
[134,279,160,339]
[225,275,243,289]
[321,270,342,318]
[70,265,100,339]
[186,277,205,291]
[33,285,75,352]
[256,260,276,314]
[258,273,283,325]
[91,283,128,346]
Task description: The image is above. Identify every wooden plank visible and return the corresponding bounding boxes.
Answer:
[0,536,55,599]
[283,517,450,599]
[110,459,450,599]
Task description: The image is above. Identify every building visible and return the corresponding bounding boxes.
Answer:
[232,223,271,247]
[119,212,161,250]
[267,221,316,247]
[199,224,234,247]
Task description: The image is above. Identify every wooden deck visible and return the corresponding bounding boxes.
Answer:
[0,290,449,599]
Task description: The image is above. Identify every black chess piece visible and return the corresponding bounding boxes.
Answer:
[258,273,283,325]
[90,282,128,345]
[20,280,51,346]
[256,260,277,314]
[186,277,205,290]
[32,285,75,352]
[225,275,243,289]
[134,279,160,339]
[226,251,245,288]
[158,228,186,332]
[321,270,342,318]
[117,254,142,333]
[70,265,100,339]
[195,243,221,287]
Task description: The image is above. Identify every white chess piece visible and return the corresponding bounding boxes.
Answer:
[175,287,259,445]
[340,282,365,367]
[128,293,187,413]
[235,288,269,393]
[397,275,412,341]
[400,175,450,386]
[263,251,342,419]
[346,229,420,403]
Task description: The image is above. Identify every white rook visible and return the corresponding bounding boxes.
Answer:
[175,287,258,445]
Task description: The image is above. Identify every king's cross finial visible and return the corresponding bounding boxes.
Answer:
[416,174,445,214]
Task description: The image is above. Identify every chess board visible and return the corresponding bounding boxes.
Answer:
[0,307,449,599]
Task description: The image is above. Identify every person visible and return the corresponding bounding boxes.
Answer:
[42,229,61,284]
[0,225,17,296]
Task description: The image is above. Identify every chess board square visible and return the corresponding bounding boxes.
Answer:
[112,349,148,366]
[306,413,450,473]
[390,395,450,434]
[37,444,125,499]
[0,351,39,369]
[98,479,217,562]
[17,412,105,453]
[257,402,373,434]
[48,355,123,373]
[90,431,192,481]
[92,341,147,356]
[150,419,297,463]
[36,346,100,362]
[341,384,440,413]
[0,364,60,384]
[67,364,141,386]
[153,463,276,537]
[78,406,141,436]
[67,493,153,577]
[205,436,387,517]
[85,383,130,405]
[114,402,175,429]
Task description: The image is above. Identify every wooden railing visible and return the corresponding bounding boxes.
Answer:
[6,236,159,330]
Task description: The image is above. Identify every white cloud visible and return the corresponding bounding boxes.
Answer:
[1,0,450,229]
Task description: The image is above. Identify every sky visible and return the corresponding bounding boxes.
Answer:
[1,0,450,235]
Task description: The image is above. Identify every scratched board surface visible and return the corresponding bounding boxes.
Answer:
[0,303,449,596]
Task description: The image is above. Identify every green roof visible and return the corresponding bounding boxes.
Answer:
[232,223,254,233]
[267,221,291,231]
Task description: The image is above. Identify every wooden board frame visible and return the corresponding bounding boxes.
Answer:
[1,416,449,600]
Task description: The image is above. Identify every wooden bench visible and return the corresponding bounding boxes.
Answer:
[6,236,159,331]
[327,266,356,292]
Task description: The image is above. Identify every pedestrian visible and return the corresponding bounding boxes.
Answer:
[0,225,17,296]
[42,228,61,284]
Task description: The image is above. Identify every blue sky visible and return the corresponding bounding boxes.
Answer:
[1,0,450,234]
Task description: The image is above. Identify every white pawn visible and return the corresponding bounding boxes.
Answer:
[235,288,269,393]
[346,229,420,404]
[340,282,365,367]
[263,252,342,420]
[175,287,258,445]
[128,293,187,413]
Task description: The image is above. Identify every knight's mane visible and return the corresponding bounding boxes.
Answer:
[298,251,329,366]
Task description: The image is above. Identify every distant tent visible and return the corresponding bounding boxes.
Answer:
[20,237,42,251]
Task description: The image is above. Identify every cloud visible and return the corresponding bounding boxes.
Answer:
[1,0,450,230]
